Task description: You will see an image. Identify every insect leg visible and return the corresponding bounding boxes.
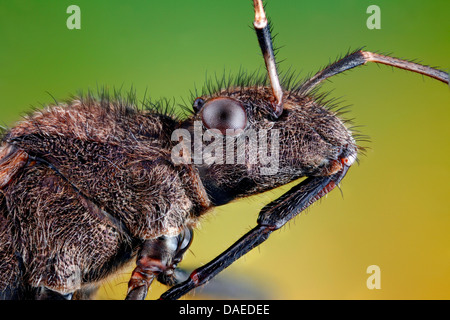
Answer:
[159,165,350,300]
[298,50,449,96]
[125,237,171,300]
[125,227,193,300]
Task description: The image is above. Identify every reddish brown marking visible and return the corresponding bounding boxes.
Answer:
[0,146,29,188]
[127,264,156,293]
[136,256,166,273]
[313,180,337,203]
[130,270,146,281]
[341,157,351,166]
[190,270,200,285]
[328,159,343,175]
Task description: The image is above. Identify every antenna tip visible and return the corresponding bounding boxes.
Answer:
[253,0,267,29]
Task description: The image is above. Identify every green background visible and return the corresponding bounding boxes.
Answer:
[0,0,448,299]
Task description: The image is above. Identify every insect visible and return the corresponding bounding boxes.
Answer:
[0,1,448,300]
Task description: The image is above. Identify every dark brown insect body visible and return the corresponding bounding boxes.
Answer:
[0,101,206,299]
[0,1,447,300]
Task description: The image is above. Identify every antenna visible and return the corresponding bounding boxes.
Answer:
[253,0,284,117]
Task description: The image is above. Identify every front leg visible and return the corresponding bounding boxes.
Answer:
[160,162,351,300]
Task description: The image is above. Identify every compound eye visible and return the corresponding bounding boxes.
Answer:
[200,97,247,135]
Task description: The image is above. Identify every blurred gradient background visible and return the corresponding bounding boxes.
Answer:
[0,0,448,299]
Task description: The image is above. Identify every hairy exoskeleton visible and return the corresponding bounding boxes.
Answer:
[0,0,448,300]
